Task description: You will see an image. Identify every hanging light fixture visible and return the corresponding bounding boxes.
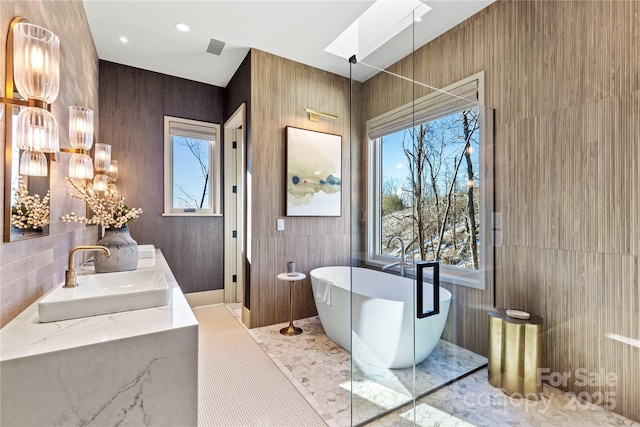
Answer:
[93,143,111,191]
[15,106,59,152]
[68,106,93,149]
[68,153,94,180]
[106,160,118,193]
[93,173,109,192]
[65,107,120,190]
[67,106,95,179]
[107,160,118,182]
[19,150,48,176]
[13,22,60,103]
[1,18,60,177]
[94,143,111,171]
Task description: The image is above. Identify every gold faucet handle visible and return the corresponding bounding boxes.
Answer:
[63,269,77,288]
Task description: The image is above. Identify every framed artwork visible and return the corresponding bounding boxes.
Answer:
[285,126,342,217]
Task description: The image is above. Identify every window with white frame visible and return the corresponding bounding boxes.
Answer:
[368,74,484,283]
[164,116,221,216]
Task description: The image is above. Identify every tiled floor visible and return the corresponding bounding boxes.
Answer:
[227,304,639,427]
[370,370,640,427]
[248,315,486,426]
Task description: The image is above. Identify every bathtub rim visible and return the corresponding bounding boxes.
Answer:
[310,265,452,303]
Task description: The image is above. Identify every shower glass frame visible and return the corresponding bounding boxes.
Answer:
[348,7,495,426]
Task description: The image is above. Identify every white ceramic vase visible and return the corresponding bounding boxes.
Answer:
[94,226,139,273]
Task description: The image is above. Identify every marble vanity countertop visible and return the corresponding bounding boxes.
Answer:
[0,250,198,362]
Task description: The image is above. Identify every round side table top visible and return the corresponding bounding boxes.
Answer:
[277,272,306,282]
[489,308,543,325]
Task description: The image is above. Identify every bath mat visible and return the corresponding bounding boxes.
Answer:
[193,304,327,427]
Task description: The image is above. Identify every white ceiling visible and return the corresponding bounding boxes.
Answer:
[83,0,494,87]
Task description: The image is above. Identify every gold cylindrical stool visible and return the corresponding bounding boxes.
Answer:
[488,308,543,400]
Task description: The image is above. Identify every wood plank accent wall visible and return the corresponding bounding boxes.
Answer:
[98,61,226,294]
[248,49,351,328]
[0,0,99,327]
[360,0,639,421]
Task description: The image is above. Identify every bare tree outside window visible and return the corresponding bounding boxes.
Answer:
[380,108,480,269]
[172,136,211,210]
[164,116,220,216]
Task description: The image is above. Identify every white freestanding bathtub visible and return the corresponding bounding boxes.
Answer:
[310,266,451,369]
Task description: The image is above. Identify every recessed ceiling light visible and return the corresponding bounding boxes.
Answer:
[119,36,129,43]
[175,23,190,32]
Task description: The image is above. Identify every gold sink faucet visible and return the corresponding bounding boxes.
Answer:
[64,246,111,288]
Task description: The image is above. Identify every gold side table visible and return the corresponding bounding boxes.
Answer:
[489,308,543,400]
[277,272,306,336]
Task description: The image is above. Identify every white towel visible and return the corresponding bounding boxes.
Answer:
[315,278,332,306]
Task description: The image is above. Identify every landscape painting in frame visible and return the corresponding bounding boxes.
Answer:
[286,126,342,216]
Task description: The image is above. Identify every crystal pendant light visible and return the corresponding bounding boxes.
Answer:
[69,153,94,179]
[107,160,118,182]
[19,150,48,176]
[11,21,60,176]
[94,143,111,172]
[13,22,60,103]
[69,106,94,150]
[15,106,59,152]
[93,173,109,191]
[68,106,95,179]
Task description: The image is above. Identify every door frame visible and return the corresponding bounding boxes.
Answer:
[223,103,246,304]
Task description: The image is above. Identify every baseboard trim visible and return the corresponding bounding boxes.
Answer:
[185,289,225,308]
[242,306,251,328]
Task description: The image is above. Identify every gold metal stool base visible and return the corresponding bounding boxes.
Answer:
[280,322,302,336]
[277,273,306,337]
[489,308,543,400]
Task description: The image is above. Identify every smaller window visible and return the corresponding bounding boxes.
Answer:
[164,116,221,215]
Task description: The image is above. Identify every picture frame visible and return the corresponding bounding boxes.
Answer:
[285,126,342,217]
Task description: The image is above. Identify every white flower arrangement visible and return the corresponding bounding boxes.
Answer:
[11,175,50,230]
[61,177,143,229]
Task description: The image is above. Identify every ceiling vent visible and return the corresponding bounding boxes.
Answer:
[206,38,225,56]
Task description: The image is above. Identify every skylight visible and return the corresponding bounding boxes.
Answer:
[324,0,431,62]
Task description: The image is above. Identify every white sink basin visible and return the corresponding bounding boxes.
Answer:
[38,269,170,323]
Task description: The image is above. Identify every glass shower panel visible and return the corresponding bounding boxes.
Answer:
[349,8,418,425]
[349,6,495,425]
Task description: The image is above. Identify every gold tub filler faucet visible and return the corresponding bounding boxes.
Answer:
[64,245,110,288]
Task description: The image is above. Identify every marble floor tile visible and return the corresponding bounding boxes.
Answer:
[226,305,639,427]
[249,313,486,426]
[374,370,640,427]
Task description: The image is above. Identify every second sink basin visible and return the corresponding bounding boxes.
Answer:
[38,269,170,323]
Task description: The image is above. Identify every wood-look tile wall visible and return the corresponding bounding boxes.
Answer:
[98,61,226,294]
[358,0,639,421]
[0,0,99,327]
[247,49,351,328]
